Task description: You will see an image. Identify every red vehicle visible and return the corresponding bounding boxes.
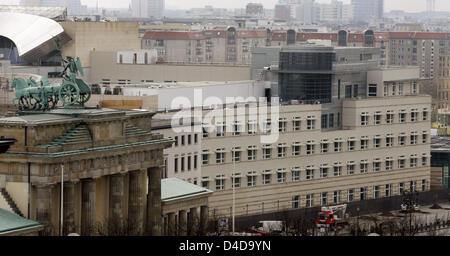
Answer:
[315,204,349,231]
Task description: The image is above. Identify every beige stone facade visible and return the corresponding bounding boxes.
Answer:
[198,94,431,218]
[0,108,172,235]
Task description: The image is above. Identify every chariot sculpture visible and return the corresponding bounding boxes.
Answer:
[11,40,92,110]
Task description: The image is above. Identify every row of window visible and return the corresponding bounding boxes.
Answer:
[203,132,428,165]
[204,155,428,190]
[296,180,427,208]
[360,108,428,126]
[173,134,199,147]
[174,155,198,173]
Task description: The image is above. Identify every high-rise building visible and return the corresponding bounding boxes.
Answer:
[351,0,384,23]
[246,3,264,16]
[274,3,291,21]
[20,0,87,15]
[132,0,165,19]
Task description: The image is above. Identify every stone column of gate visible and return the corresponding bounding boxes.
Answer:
[188,207,199,236]
[81,178,96,236]
[167,212,176,236]
[146,166,162,236]
[63,182,77,235]
[36,185,53,236]
[178,210,187,236]
[128,170,145,235]
[109,173,125,232]
[200,205,209,235]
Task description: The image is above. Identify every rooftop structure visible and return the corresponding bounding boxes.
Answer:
[0,5,67,20]
[0,208,43,236]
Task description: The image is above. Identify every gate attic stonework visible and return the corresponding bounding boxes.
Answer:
[0,108,173,236]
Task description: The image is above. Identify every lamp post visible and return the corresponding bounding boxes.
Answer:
[60,164,64,236]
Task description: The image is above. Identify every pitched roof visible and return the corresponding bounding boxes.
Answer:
[161,178,213,202]
[0,208,43,236]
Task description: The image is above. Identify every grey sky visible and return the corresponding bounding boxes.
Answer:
[1,0,447,12]
[76,0,447,12]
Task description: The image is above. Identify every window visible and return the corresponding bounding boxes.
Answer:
[385,184,392,197]
[306,194,314,207]
[194,134,198,144]
[411,109,418,122]
[386,135,393,147]
[334,140,343,152]
[187,156,191,170]
[334,164,342,177]
[232,148,241,162]
[361,112,369,126]
[374,136,381,148]
[320,166,328,178]
[247,146,257,161]
[262,172,271,184]
[277,144,287,158]
[216,123,225,137]
[292,168,300,181]
[360,161,369,173]
[373,160,381,172]
[422,155,428,166]
[181,135,185,146]
[360,137,369,150]
[374,186,380,199]
[410,133,418,145]
[399,111,406,123]
[181,157,185,171]
[329,114,334,128]
[262,145,272,159]
[410,181,417,192]
[321,114,328,129]
[194,155,198,169]
[347,162,355,175]
[292,143,301,156]
[188,135,192,145]
[174,158,179,173]
[360,187,367,200]
[174,136,179,147]
[386,111,394,124]
[202,177,209,189]
[263,119,271,134]
[307,116,315,130]
[232,121,241,136]
[348,189,354,202]
[410,156,417,168]
[231,174,241,188]
[374,112,382,125]
[399,134,406,146]
[353,85,359,98]
[348,138,356,151]
[279,119,287,132]
[215,176,225,190]
[333,191,341,204]
[307,142,315,155]
[306,167,315,180]
[423,109,428,121]
[248,121,257,135]
[368,84,377,97]
[321,141,329,153]
[399,182,405,195]
[202,126,209,138]
[345,85,352,98]
[202,151,209,165]
[422,180,427,191]
[386,158,393,170]
[277,169,287,183]
[422,133,428,144]
[247,172,257,187]
[216,149,225,164]
[321,192,328,206]
[384,84,388,96]
[292,195,300,209]
[293,118,301,131]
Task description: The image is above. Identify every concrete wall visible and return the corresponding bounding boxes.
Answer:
[89,51,251,84]
[5,182,28,218]
[61,22,141,68]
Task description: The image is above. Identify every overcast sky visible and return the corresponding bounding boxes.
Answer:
[1,0,448,12]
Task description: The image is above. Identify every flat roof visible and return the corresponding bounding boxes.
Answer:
[161,178,212,202]
[0,209,43,236]
[431,136,450,152]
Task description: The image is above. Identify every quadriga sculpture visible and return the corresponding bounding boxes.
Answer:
[11,55,91,111]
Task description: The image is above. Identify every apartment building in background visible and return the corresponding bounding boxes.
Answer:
[132,0,165,19]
